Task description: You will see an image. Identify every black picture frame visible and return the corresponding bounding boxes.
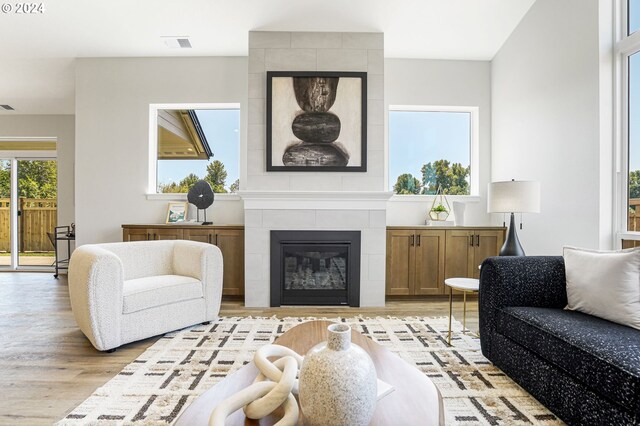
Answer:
[266,71,367,172]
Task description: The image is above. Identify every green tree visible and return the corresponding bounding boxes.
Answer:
[421,159,470,195]
[393,173,422,195]
[18,160,57,198]
[158,181,182,193]
[0,160,57,199]
[0,161,9,198]
[630,170,640,199]
[230,178,240,193]
[179,173,200,190]
[205,160,228,193]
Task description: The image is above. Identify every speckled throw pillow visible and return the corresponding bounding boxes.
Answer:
[564,246,640,330]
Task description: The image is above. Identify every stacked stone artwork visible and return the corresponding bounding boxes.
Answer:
[282,76,350,167]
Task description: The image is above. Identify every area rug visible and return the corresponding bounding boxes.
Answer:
[57,316,562,425]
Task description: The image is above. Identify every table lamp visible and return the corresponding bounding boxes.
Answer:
[487,180,540,256]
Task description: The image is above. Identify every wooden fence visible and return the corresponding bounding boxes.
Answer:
[629,199,640,233]
[0,198,57,253]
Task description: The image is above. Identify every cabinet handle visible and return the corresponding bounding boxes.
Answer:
[469,235,473,246]
[208,234,212,244]
[410,235,415,246]
[475,235,480,246]
[416,234,421,246]
[146,233,150,240]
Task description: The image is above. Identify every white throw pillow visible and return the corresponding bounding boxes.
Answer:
[563,246,640,330]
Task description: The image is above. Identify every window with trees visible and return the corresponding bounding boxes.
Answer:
[388,107,477,195]
[155,107,239,194]
[620,2,640,233]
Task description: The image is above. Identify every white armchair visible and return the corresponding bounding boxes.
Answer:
[68,240,223,352]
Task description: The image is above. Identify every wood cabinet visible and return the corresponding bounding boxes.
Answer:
[386,229,445,296]
[122,224,244,297]
[444,229,504,279]
[386,227,505,296]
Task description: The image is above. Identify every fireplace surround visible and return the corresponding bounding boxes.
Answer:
[270,230,361,306]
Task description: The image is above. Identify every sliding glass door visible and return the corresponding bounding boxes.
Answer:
[0,157,57,270]
[17,159,57,267]
[0,160,11,267]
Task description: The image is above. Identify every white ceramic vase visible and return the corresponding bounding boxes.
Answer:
[298,323,377,426]
[452,201,466,226]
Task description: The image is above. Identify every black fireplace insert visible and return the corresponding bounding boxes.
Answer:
[270,230,361,306]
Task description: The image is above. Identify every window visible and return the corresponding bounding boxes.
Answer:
[150,104,240,194]
[388,107,478,195]
[630,0,640,34]
[629,52,640,226]
[618,1,640,242]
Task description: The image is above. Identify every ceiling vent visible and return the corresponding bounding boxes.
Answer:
[162,36,192,49]
[0,105,14,111]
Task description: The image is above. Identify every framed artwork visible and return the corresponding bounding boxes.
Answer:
[166,202,187,223]
[266,71,367,172]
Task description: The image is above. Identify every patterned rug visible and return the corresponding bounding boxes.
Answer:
[57,316,562,425]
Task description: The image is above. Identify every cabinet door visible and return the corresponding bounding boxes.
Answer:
[150,228,183,240]
[414,230,446,295]
[123,228,150,242]
[215,229,245,296]
[385,230,415,295]
[444,230,474,279]
[471,230,504,278]
[182,228,215,244]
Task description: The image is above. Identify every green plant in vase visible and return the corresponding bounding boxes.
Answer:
[428,185,451,221]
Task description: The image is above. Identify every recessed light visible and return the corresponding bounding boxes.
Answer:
[161,36,192,49]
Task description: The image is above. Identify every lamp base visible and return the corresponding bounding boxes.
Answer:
[499,213,525,256]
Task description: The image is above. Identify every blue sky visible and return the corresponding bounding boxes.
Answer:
[157,109,239,190]
[631,0,640,34]
[388,111,470,191]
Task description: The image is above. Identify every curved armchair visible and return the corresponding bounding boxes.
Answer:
[68,240,223,351]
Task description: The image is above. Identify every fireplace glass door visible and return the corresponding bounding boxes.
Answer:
[283,244,348,291]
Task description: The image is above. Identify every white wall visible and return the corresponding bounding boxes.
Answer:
[385,59,492,226]
[491,0,603,254]
[75,57,247,246]
[0,114,75,231]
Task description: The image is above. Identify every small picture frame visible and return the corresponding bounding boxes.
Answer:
[166,202,188,223]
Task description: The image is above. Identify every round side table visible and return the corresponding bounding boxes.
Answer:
[444,277,480,346]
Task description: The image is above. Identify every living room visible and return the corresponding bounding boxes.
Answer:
[2,0,638,425]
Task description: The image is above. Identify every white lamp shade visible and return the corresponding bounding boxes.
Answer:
[487,180,540,213]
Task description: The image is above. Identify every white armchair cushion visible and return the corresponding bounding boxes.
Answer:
[123,275,203,314]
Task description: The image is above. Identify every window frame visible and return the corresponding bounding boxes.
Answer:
[387,105,480,198]
[147,103,241,200]
[616,0,640,241]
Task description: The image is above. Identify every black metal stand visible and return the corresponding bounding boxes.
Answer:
[51,225,75,278]
[196,208,212,225]
[499,213,525,256]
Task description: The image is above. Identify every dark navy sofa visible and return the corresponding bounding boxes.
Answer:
[479,256,640,425]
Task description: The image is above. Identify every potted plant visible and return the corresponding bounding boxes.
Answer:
[428,185,451,221]
[429,204,449,221]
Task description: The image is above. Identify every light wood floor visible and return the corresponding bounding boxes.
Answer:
[0,273,479,425]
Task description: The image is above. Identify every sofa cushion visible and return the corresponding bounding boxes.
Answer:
[495,306,640,415]
[564,246,640,330]
[123,275,203,314]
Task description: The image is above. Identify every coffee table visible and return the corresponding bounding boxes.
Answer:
[175,320,444,425]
